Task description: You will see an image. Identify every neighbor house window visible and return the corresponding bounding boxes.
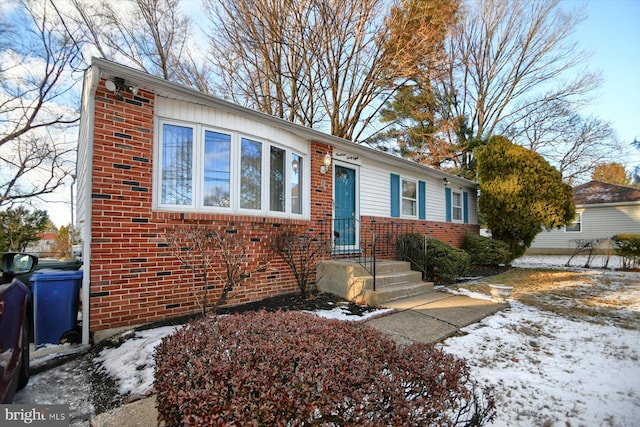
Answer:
[452,190,463,222]
[158,121,306,217]
[565,213,582,232]
[203,130,231,208]
[401,178,417,217]
[161,123,193,206]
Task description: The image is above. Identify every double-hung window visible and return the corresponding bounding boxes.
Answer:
[401,178,417,217]
[452,190,463,222]
[158,121,305,217]
[565,213,582,232]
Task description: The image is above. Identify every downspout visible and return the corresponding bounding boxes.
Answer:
[80,65,99,346]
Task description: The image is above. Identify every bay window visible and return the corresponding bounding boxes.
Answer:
[158,120,306,217]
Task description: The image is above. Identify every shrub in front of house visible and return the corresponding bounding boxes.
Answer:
[154,311,495,426]
[399,234,471,285]
[464,233,513,266]
[612,234,640,269]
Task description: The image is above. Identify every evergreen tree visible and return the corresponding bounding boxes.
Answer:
[0,207,50,252]
[477,136,574,258]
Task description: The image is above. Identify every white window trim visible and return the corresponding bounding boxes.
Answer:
[401,176,418,218]
[198,126,234,212]
[565,212,582,233]
[451,189,463,223]
[156,120,197,210]
[154,119,309,219]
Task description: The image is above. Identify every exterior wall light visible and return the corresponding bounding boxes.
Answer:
[320,153,332,174]
[105,77,139,100]
[443,177,450,186]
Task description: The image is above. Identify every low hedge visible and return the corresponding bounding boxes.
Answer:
[464,233,512,266]
[399,234,471,285]
[612,234,640,268]
[154,311,495,426]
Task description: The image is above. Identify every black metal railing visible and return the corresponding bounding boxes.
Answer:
[319,219,430,291]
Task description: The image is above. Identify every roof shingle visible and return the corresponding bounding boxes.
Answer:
[573,181,640,205]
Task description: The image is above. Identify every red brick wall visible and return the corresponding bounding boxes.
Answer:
[88,78,476,334]
[360,216,479,249]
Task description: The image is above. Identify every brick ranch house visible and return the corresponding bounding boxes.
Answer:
[76,58,480,343]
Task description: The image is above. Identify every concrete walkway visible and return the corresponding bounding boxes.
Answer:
[367,291,507,345]
[91,291,506,426]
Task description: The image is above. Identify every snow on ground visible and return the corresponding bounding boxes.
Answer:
[94,326,179,396]
[13,355,95,426]
[303,305,394,321]
[512,254,626,270]
[15,255,640,426]
[439,301,640,427]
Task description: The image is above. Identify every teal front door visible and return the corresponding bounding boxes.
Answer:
[334,164,357,248]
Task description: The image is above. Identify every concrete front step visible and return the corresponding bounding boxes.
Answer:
[362,281,434,306]
[317,259,434,306]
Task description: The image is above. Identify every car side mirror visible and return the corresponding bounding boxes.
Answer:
[1,253,38,276]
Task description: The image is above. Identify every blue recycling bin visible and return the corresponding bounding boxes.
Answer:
[30,269,83,346]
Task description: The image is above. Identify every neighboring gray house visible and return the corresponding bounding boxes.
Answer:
[528,181,640,254]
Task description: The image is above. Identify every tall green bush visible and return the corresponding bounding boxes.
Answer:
[399,234,470,284]
[476,136,575,258]
[464,233,512,266]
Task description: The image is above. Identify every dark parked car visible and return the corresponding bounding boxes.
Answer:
[0,252,37,403]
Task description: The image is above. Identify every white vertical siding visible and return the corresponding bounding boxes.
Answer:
[76,68,97,238]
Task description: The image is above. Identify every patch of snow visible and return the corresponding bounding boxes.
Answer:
[513,254,626,270]
[14,356,94,426]
[94,325,179,396]
[304,306,394,321]
[447,287,495,301]
[439,301,640,426]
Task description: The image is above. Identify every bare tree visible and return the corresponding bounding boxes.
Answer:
[165,226,267,316]
[380,0,611,180]
[69,0,212,90]
[0,0,81,207]
[442,0,600,141]
[272,231,331,299]
[203,0,457,142]
[514,103,620,183]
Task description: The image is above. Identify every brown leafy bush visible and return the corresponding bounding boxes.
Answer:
[154,311,495,426]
